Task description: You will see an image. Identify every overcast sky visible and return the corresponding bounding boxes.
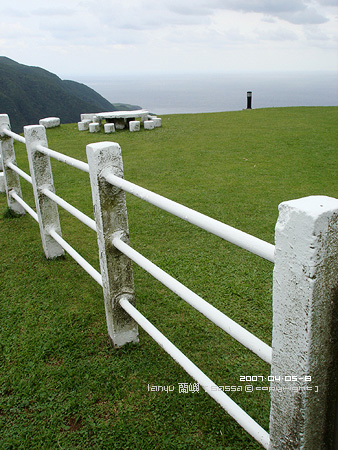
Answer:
[1,0,337,78]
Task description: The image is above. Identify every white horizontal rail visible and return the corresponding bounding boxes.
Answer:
[48,228,102,286]
[36,144,89,173]
[104,171,275,263]
[120,297,270,449]
[9,191,38,222]
[6,162,32,184]
[41,188,96,232]
[113,236,272,364]
[2,128,26,144]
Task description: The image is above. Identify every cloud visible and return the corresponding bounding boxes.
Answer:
[0,21,40,40]
[1,8,29,18]
[40,21,94,42]
[31,7,76,17]
[0,0,336,76]
[88,0,212,32]
[278,7,329,24]
[166,1,213,16]
[256,27,299,41]
[217,0,306,14]
[305,28,331,40]
[164,0,330,25]
[316,0,338,5]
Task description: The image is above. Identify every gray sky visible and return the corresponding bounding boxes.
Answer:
[1,0,337,78]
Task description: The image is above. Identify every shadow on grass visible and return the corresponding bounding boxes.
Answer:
[2,207,24,219]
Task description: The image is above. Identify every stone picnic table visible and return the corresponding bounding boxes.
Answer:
[79,109,161,133]
[96,109,150,129]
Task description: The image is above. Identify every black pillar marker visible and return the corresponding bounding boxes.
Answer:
[247,91,252,109]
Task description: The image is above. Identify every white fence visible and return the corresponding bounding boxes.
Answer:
[1,113,338,449]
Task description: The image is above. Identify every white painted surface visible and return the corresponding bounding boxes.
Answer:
[24,125,64,259]
[81,113,97,121]
[104,123,115,133]
[36,144,89,173]
[0,172,5,193]
[129,121,140,132]
[6,162,32,184]
[96,109,149,120]
[78,121,89,131]
[120,297,270,449]
[86,141,139,347]
[269,195,338,449]
[144,120,155,130]
[152,117,162,127]
[103,171,275,262]
[41,187,96,232]
[0,153,5,192]
[1,128,26,144]
[113,235,272,364]
[39,117,60,128]
[89,122,100,133]
[48,228,102,286]
[9,191,38,222]
[0,114,25,215]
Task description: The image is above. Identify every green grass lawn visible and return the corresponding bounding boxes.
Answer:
[1,107,337,449]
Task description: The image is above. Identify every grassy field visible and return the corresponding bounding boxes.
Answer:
[1,107,337,449]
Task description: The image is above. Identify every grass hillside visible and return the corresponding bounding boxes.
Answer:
[0,107,337,449]
[0,57,141,133]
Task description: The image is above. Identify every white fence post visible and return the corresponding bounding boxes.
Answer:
[0,145,5,193]
[24,125,64,259]
[86,141,139,348]
[269,195,338,449]
[0,114,25,214]
[0,152,5,193]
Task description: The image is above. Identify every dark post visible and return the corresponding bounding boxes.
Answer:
[247,91,252,109]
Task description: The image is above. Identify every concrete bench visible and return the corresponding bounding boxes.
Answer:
[144,120,155,130]
[89,123,100,133]
[78,121,90,131]
[104,123,115,133]
[129,121,140,132]
[152,117,161,128]
[39,117,60,128]
[0,172,5,193]
[147,116,161,127]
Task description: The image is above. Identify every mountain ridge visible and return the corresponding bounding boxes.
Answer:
[0,57,141,133]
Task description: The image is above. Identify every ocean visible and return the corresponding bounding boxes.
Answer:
[75,71,338,115]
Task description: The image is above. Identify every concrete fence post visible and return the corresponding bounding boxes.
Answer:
[269,195,338,449]
[0,152,5,193]
[86,141,139,348]
[0,142,6,192]
[0,114,25,214]
[24,125,64,259]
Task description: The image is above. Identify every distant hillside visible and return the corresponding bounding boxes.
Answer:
[0,57,141,133]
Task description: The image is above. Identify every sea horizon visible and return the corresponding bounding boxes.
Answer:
[74,71,338,115]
